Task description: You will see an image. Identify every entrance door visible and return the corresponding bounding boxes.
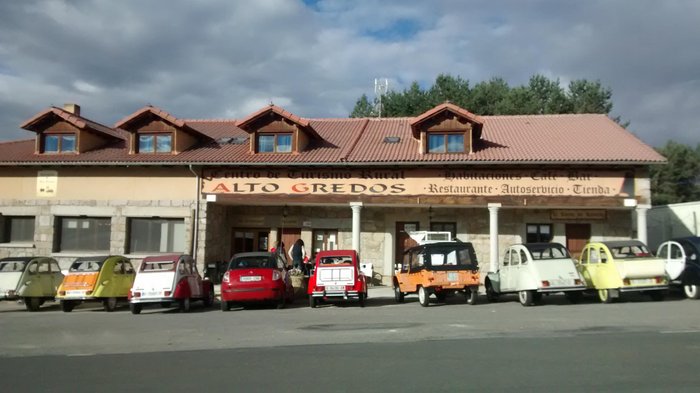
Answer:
[280,228,301,266]
[566,224,591,258]
[312,230,338,255]
[395,222,419,265]
[231,229,270,257]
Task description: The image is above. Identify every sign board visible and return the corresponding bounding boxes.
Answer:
[551,209,607,221]
[36,170,58,197]
[202,168,634,198]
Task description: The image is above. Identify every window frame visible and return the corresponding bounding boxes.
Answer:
[127,217,185,254]
[257,133,293,153]
[138,133,173,154]
[43,133,77,154]
[427,132,466,153]
[526,223,553,243]
[1,215,35,243]
[55,216,111,252]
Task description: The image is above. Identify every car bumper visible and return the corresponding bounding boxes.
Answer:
[537,286,587,293]
[619,285,668,293]
[130,296,176,304]
[310,289,363,299]
[221,286,282,302]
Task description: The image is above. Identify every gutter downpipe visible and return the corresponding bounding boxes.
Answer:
[188,165,200,261]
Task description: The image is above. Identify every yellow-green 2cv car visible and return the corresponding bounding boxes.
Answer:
[577,240,668,303]
[0,257,64,311]
[56,255,135,312]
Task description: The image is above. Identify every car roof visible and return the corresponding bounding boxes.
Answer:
[406,241,474,251]
[601,240,647,248]
[315,250,357,257]
[142,254,188,263]
[0,256,35,262]
[231,252,274,258]
[672,236,700,246]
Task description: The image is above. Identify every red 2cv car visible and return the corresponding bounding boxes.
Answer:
[307,249,368,308]
[128,254,214,314]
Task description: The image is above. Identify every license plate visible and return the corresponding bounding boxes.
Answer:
[447,272,458,281]
[240,276,262,282]
[66,290,86,296]
[325,285,345,291]
[631,278,654,285]
[144,291,162,297]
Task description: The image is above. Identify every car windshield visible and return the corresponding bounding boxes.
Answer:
[526,244,571,260]
[0,260,27,272]
[141,260,176,272]
[230,256,275,269]
[608,244,652,259]
[69,260,103,272]
[319,255,353,265]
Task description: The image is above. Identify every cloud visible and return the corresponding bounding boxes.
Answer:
[0,0,698,148]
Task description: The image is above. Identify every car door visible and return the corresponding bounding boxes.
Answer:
[186,258,202,298]
[49,260,64,295]
[579,246,599,287]
[35,260,54,297]
[500,249,512,291]
[657,241,686,281]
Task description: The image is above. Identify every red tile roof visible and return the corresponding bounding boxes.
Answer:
[409,102,484,127]
[236,105,310,129]
[0,105,665,166]
[114,105,211,140]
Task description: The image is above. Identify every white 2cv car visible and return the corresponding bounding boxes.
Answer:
[485,243,587,306]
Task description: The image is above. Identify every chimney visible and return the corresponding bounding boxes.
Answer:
[63,103,81,116]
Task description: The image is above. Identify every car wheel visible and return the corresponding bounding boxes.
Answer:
[103,297,118,312]
[221,300,230,312]
[485,281,499,302]
[358,292,366,308]
[418,286,430,307]
[60,300,75,313]
[276,294,286,309]
[393,285,405,303]
[598,289,614,304]
[130,303,142,315]
[565,291,583,304]
[25,297,41,312]
[648,291,665,301]
[204,287,215,307]
[179,297,191,313]
[309,295,317,308]
[435,292,447,302]
[683,284,700,299]
[466,289,478,305]
[518,290,534,307]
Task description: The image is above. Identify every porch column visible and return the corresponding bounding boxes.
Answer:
[350,202,363,252]
[488,203,501,272]
[636,204,651,244]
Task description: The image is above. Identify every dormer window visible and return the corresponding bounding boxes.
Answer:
[43,134,76,153]
[138,133,172,153]
[258,133,292,153]
[428,133,465,153]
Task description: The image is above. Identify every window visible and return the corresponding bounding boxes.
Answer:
[57,217,111,252]
[526,224,552,243]
[139,134,172,153]
[43,134,76,153]
[430,222,456,240]
[2,216,35,243]
[258,133,292,153]
[128,218,184,253]
[428,133,464,153]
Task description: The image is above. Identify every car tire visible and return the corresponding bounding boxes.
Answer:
[221,300,230,312]
[518,290,535,307]
[683,284,700,299]
[485,281,499,302]
[466,289,478,305]
[648,291,665,301]
[435,292,447,302]
[598,289,614,304]
[358,292,366,308]
[103,297,118,312]
[276,294,286,309]
[60,300,75,312]
[393,285,405,303]
[204,287,215,307]
[565,291,583,304]
[309,295,317,308]
[418,286,430,307]
[179,297,191,313]
[25,297,41,312]
[130,303,142,315]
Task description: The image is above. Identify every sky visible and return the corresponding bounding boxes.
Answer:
[0,0,699,148]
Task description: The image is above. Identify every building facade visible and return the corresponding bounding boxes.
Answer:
[0,103,665,284]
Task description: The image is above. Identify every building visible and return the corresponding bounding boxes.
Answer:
[0,102,665,284]
[648,201,700,250]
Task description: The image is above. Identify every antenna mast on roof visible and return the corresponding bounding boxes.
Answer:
[374,78,388,118]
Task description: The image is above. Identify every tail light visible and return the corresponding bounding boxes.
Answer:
[272,270,281,280]
[132,292,141,298]
[59,290,66,296]
[574,279,583,286]
[164,290,171,297]
[86,291,93,295]
[222,271,230,284]
[623,279,631,286]
[541,280,550,287]
[655,276,665,284]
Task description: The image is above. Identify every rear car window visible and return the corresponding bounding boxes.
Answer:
[0,260,27,272]
[141,261,176,272]
[319,256,353,265]
[608,244,652,259]
[230,256,275,269]
[69,260,103,272]
[527,244,571,260]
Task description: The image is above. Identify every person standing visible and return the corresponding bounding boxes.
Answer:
[271,240,288,266]
[288,239,307,272]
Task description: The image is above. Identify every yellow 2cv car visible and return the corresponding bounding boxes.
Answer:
[56,255,135,312]
[0,257,64,311]
[577,240,668,303]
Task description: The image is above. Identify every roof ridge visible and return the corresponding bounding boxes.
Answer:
[184,119,238,123]
[0,138,34,145]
